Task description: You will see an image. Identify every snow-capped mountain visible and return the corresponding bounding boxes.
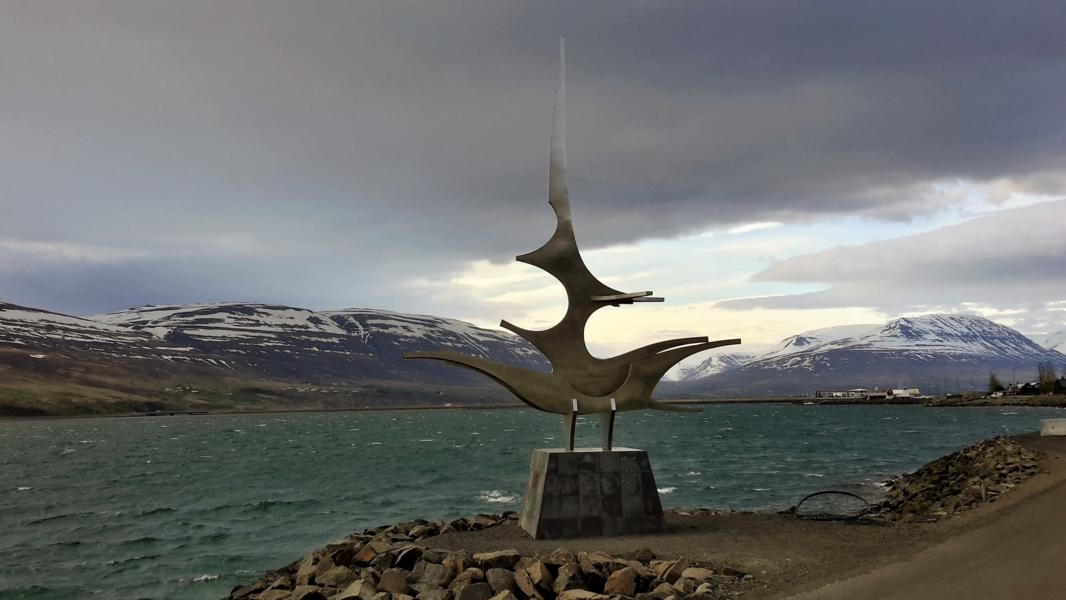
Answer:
[759,324,879,360]
[673,351,758,381]
[2,301,546,386]
[681,314,1066,396]
[1028,330,1066,354]
[0,300,179,358]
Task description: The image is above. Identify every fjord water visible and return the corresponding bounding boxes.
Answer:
[2,405,1063,599]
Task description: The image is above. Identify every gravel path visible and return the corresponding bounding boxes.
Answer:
[784,434,1066,600]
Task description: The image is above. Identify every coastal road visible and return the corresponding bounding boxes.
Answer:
[786,438,1066,600]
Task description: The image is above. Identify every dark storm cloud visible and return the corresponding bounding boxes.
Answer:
[2,1,1065,314]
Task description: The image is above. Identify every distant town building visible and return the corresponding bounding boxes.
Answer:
[813,388,916,400]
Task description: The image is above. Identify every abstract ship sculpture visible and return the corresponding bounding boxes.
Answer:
[405,39,740,450]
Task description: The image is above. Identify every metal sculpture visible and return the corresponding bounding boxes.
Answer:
[405,39,740,447]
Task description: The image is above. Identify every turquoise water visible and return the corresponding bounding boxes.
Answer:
[1,404,1063,599]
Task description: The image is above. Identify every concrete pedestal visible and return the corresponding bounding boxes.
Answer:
[519,448,665,539]
[1041,419,1066,437]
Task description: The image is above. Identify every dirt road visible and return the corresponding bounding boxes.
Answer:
[786,434,1066,600]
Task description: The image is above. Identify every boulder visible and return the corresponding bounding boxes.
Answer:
[603,567,637,596]
[327,543,360,567]
[671,577,698,596]
[470,514,499,529]
[473,550,521,571]
[394,546,425,570]
[422,549,449,564]
[544,549,576,566]
[411,562,457,588]
[457,582,494,600]
[557,590,608,600]
[485,569,515,595]
[450,568,486,589]
[319,566,357,587]
[380,569,414,595]
[524,561,554,592]
[295,558,318,586]
[354,545,379,566]
[371,592,392,600]
[552,563,586,594]
[371,552,396,571]
[258,591,291,600]
[488,592,519,600]
[410,525,437,539]
[650,559,687,584]
[679,567,714,582]
[443,552,471,576]
[650,582,675,598]
[417,590,453,600]
[339,580,379,600]
[513,567,538,599]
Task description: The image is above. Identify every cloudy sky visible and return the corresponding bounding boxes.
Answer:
[2,1,1065,354]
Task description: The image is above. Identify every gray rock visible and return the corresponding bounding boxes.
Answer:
[394,546,424,570]
[417,589,453,600]
[485,569,515,595]
[457,582,494,600]
[524,561,554,592]
[380,569,414,595]
[513,567,538,599]
[671,577,698,596]
[413,562,457,588]
[679,568,714,583]
[319,566,357,587]
[603,567,637,596]
[473,550,521,571]
[338,579,379,600]
[552,563,586,594]
[422,549,449,564]
[557,591,608,600]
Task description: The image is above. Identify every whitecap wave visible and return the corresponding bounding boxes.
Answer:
[192,574,219,582]
[657,487,677,494]
[16,486,31,491]
[478,490,517,504]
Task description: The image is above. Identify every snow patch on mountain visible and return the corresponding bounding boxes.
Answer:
[673,351,758,381]
[760,324,879,360]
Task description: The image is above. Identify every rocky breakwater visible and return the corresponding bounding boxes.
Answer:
[873,436,1043,522]
[226,513,751,600]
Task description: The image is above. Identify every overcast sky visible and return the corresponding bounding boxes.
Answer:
[2,1,1065,353]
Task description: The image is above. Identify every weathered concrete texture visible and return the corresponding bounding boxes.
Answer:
[520,448,665,539]
[1041,418,1066,436]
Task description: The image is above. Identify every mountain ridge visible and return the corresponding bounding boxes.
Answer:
[3,300,1065,413]
[679,313,1066,396]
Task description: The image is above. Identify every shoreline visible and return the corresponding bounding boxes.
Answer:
[3,395,1065,422]
[225,432,1066,600]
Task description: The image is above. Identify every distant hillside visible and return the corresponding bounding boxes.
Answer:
[0,301,546,416]
[679,314,1066,396]
[4,299,1066,414]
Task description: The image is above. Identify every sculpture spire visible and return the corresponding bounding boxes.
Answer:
[549,37,570,220]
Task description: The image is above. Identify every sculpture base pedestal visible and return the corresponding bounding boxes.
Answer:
[519,448,665,539]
